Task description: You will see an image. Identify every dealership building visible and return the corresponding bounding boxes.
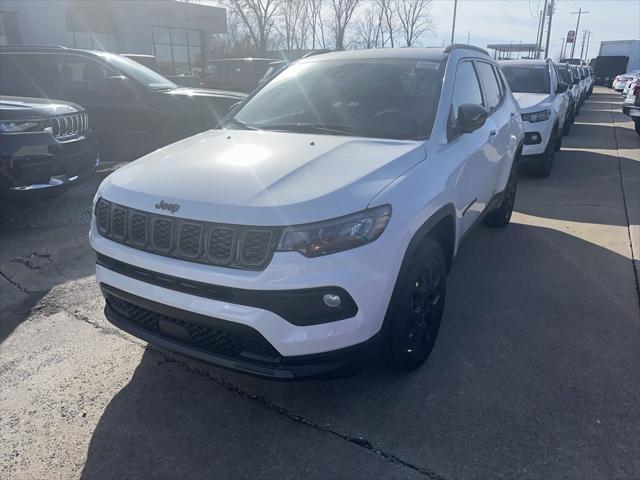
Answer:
[0,0,227,75]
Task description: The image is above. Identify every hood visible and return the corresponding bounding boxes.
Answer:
[0,95,81,118]
[512,93,552,112]
[98,129,426,226]
[163,87,246,100]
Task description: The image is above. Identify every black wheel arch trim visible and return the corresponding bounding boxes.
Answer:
[380,203,456,337]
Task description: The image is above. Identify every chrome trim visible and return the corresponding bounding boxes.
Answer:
[9,175,80,191]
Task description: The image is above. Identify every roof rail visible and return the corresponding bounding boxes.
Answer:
[0,44,69,50]
[444,44,490,56]
[301,49,333,59]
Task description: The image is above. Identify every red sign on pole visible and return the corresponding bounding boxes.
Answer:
[566,30,576,43]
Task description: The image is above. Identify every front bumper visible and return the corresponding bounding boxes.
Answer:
[521,117,554,156]
[0,131,98,195]
[102,283,381,379]
[90,212,408,371]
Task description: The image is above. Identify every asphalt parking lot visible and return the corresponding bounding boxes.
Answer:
[1,87,639,479]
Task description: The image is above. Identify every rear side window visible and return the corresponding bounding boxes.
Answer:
[451,61,484,123]
[475,61,502,112]
[54,54,110,92]
[0,53,61,98]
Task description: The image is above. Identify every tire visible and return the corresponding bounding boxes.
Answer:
[532,130,556,178]
[0,195,6,227]
[563,108,573,135]
[385,238,447,372]
[635,119,640,136]
[554,126,563,151]
[484,156,518,228]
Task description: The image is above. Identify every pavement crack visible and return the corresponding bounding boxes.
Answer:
[611,109,640,308]
[0,269,29,295]
[153,351,447,480]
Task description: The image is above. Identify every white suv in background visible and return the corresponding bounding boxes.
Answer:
[500,59,569,177]
[90,46,524,379]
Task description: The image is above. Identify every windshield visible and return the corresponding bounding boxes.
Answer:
[227,59,442,140]
[501,65,550,94]
[97,52,177,90]
[557,66,572,84]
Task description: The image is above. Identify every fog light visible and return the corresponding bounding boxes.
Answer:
[323,293,342,308]
[531,134,539,142]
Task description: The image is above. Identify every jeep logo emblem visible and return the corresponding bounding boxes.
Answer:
[155,200,180,214]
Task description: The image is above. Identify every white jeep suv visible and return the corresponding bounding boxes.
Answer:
[91,46,524,379]
[500,59,569,177]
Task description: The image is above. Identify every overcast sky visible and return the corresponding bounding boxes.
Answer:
[425,0,640,59]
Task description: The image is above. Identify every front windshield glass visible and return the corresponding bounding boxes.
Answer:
[557,65,572,84]
[97,52,177,89]
[228,59,443,140]
[501,65,550,94]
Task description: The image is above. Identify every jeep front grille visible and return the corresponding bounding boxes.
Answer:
[95,198,280,271]
[50,112,88,141]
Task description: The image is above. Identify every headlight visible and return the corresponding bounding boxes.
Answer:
[277,205,392,257]
[521,110,551,123]
[0,119,49,133]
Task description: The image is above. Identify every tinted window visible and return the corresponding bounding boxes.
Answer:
[475,61,502,111]
[95,52,176,89]
[0,53,61,98]
[231,59,443,140]
[451,61,484,122]
[556,65,572,84]
[501,65,550,94]
[55,54,110,92]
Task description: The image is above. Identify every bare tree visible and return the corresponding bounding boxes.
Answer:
[396,0,433,47]
[327,0,362,50]
[353,3,383,49]
[377,0,397,47]
[223,0,283,54]
[275,0,306,51]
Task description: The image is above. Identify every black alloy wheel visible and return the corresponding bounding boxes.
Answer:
[484,157,518,228]
[386,238,447,372]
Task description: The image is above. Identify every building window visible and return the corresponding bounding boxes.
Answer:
[71,31,119,52]
[0,11,22,45]
[151,25,203,76]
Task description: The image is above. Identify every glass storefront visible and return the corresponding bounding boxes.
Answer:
[151,25,202,76]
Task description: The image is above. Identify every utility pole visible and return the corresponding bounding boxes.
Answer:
[560,37,565,59]
[451,0,458,44]
[544,0,555,59]
[467,31,471,44]
[570,9,589,58]
[579,29,588,63]
[584,30,592,63]
[536,0,549,58]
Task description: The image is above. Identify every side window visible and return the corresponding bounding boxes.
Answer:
[475,61,502,112]
[493,65,506,95]
[54,54,110,93]
[450,61,484,123]
[0,53,60,98]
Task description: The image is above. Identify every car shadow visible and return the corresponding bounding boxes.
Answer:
[80,222,640,479]
[0,175,103,344]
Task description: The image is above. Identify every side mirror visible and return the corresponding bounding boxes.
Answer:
[228,101,241,114]
[107,75,133,95]
[456,103,488,133]
[557,82,569,93]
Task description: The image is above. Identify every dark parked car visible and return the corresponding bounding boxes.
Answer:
[0,95,98,222]
[201,58,276,93]
[0,46,245,164]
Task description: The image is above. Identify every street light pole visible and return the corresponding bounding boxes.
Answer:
[451,0,458,44]
[544,0,555,59]
[536,0,549,58]
[570,9,589,58]
[560,37,565,59]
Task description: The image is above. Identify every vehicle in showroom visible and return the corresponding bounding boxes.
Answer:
[0,95,98,223]
[555,63,579,132]
[0,46,245,164]
[200,58,277,93]
[622,78,640,135]
[90,45,524,379]
[500,59,569,177]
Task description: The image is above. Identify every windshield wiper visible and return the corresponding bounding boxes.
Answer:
[226,118,259,130]
[258,123,355,136]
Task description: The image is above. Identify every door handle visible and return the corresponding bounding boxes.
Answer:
[489,130,498,136]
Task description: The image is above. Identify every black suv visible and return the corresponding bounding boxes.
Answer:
[0,95,98,221]
[0,46,245,164]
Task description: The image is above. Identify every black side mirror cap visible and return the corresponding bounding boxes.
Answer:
[456,103,489,134]
[557,82,569,93]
